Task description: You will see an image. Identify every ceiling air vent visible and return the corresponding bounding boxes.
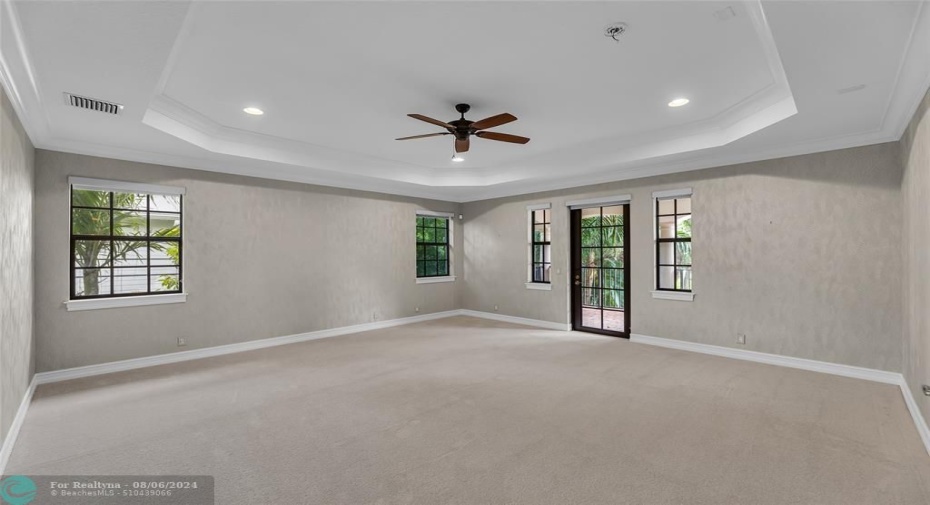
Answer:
[64,93,123,115]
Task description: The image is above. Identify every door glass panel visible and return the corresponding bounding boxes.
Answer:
[573,205,628,335]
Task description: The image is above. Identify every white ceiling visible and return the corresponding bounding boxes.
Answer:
[2,1,929,202]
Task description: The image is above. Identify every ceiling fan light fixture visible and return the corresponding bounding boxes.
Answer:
[451,154,465,163]
[668,98,690,108]
[243,107,264,115]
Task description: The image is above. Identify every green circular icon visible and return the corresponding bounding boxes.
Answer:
[0,475,36,505]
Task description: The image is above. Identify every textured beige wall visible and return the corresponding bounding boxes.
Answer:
[34,151,462,372]
[0,86,35,443]
[901,87,930,422]
[462,143,903,371]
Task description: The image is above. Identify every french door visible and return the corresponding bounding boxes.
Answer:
[570,204,630,338]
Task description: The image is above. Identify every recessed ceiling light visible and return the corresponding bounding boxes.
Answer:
[451,155,465,163]
[243,107,264,115]
[668,98,690,108]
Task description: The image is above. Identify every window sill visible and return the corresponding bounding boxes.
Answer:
[651,290,694,302]
[525,282,552,291]
[65,293,187,312]
[416,276,456,284]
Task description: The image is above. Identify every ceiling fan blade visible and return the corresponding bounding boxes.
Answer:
[470,113,517,131]
[395,132,451,141]
[408,114,454,130]
[476,131,530,144]
[455,137,470,153]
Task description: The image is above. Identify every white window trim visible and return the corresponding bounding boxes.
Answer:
[650,290,694,302]
[68,177,187,309]
[416,210,455,283]
[69,177,185,196]
[416,276,456,284]
[565,194,631,209]
[525,282,552,291]
[526,203,552,289]
[65,293,187,312]
[652,188,694,301]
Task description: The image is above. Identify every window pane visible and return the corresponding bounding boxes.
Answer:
[425,261,438,276]
[74,240,110,268]
[658,266,675,290]
[438,261,449,276]
[114,267,148,294]
[425,246,437,260]
[112,241,147,267]
[581,227,600,247]
[676,242,692,265]
[113,192,147,210]
[437,246,447,261]
[150,213,181,237]
[602,247,624,267]
[676,267,692,291]
[677,215,692,238]
[581,247,601,266]
[676,197,691,214]
[603,289,623,309]
[533,245,543,262]
[152,266,180,292]
[658,199,675,215]
[582,288,600,307]
[581,207,600,227]
[658,216,675,238]
[416,245,425,260]
[72,208,110,235]
[150,241,179,267]
[658,242,675,265]
[112,210,147,236]
[436,228,448,243]
[542,264,550,282]
[602,226,623,247]
[436,218,448,229]
[150,194,181,213]
[581,267,600,287]
[533,224,546,242]
[75,268,111,296]
[417,262,425,277]
[603,268,624,290]
[72,189,109,208]
[423,227,435,242]
[416,216,425,227]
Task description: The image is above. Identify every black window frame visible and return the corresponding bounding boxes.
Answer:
[416,214,450,278]
[70,186,183,300]
[655,196,692,292]
[530,208,551,284]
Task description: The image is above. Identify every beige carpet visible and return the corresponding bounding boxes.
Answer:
[9,316,930,504]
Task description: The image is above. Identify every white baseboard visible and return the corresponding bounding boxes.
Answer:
[458,309,571,331]
[630,333,901,384]
[0,376,37,476]
[35,310,462,385]
[900,381,930,457]
[631,333,930,457]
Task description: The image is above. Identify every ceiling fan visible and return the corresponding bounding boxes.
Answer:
[396,103,530,155]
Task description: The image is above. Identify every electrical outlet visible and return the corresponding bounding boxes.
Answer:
[494,305,499,311]
[415,307,419,312]
[177,337,187,347]
[736,334,746,345]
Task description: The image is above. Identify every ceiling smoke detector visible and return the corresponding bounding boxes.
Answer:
[64,92,123,115]
[604,23,628,42]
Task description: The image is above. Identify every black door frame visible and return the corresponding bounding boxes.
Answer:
[570,205,631,338]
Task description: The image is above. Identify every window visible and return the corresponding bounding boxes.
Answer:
[70,179,182,299]
[530,208,551,283]
[416,213,450,278]
[655,191,692,292]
